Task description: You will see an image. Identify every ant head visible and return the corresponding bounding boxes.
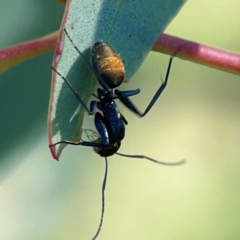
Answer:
[92,42,125,89]
[93,138,121,157]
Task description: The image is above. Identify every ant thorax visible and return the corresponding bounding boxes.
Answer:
[97,87,118,102]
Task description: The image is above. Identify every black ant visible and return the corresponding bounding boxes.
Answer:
[50,28,185,240]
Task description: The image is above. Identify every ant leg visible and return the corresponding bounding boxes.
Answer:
[49,139,108,149]
[63,28,110,91]
[51,66,98,115]
[120,113,128,125]
[140,55,174,116]
[50,66,93,115]
[116,152,185,166]
[115,89,142,116]
[91,156,108,240]
[115,55,175,117]
[63,29,95,75]
[115,89,140,98]
[94,112,109,145]
[51,114,110,148]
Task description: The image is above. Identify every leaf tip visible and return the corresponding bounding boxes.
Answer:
[49,145,60,161]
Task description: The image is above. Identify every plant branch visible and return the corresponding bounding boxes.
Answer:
[153,34,240,75]
[0,31,58,73]
[0,30,239,76]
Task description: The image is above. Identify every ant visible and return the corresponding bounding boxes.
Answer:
[50,28,185,240]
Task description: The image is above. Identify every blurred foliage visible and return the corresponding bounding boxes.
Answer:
[0,0,64,177]
[0,0,240,240]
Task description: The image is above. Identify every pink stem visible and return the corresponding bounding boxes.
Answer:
[153,34,240,75]
[1,31,239,76]
[0,32,58,73]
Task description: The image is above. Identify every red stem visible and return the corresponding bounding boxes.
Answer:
[153,34,240,75]
[0,32,58,73]
[1,31,239,76]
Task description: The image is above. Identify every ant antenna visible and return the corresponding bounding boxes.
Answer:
[50,66,90,114]
[92,157,108,240]
[63,28,110,91]
[63,29,98,77]
[116,153,185,166]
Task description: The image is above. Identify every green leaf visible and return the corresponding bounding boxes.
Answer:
[48,0,185,159]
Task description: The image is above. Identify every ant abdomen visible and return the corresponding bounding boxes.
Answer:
[92,42,125,88]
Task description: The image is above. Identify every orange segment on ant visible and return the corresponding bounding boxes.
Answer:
[99,57,125,87]
[92,42,125,88]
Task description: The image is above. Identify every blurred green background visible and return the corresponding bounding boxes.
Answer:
[0,0,240,239]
